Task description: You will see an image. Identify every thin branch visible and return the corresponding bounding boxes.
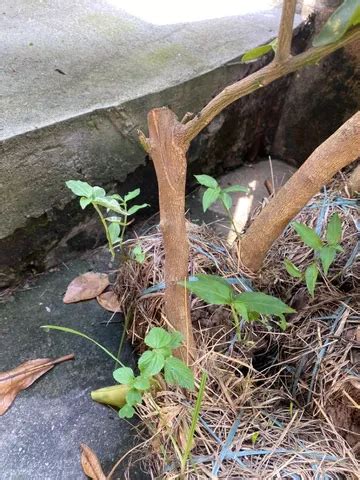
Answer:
[275,0,297,63]
[183,26,360,143]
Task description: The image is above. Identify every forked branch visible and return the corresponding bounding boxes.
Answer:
[183,27,360,143]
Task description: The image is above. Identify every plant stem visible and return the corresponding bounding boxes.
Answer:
[93,203,115,259]
[230,304,242,340]
[119,209,128,249]
[180,372,207,476]
[223,202,240,238]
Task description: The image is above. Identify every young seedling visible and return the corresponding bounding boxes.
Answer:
[284,213,343,297]
[41,325,194,419]
[132,244,146,264]
[181,274,294,338]
[113,327,194,418]
[66,180,148,258]
[194,174,249,236]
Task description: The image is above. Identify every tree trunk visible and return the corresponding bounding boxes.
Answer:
[147,108,196,363]
[240,112,360,272]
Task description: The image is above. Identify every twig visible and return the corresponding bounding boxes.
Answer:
[275,0,297,63]
[183,27,360,143]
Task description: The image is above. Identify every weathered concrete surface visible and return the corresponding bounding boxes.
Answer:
[0,0,305,287]
[0,253,148,479]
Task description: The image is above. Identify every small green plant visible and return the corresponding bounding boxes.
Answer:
[113,327,194,418]
[181,274,294,337]
[41,325,194,419]
[194,174,249,236]
[284,213,343,297]
[132,244,146,264]
[66,180,148,258]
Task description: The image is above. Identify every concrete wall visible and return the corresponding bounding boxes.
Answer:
[1,2,359,288]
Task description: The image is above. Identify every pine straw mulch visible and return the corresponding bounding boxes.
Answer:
[114,172,359,479]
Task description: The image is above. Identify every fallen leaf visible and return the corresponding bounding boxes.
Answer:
[0,354,74,415]
[97,291,121,312]
[91,384,129,408]
[80,444,106,480]
[63,272,109,303]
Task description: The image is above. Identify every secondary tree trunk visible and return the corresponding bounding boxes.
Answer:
[240,111,360,272]
[147,108,196,362]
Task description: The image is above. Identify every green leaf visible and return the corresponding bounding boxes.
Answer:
[292,222,323,251]
[144,327,172,349]
[119,404,135,419]
[95,197,126,214]
[113,367,134,385]
[92,186,106,198]
[320,246,337,275]
[305,263,318,298]
[241,43,273,63]
[181,274,233,305]
[133,375,151,391]
[108,223,120,243]
[126,388,142,406]
[111,194,123,201]
[202,187,220,212]
[251,432,260,445]
[234,301,249,322]
[168,331,183,349]
[80,197,92,209]
[194,174,218,189]
[326,213,342,245]
[132,245,145,263]
[222,184,249,194]
[66,180,93,198]
[313,0,360,47]
[221,192,232,210]
[164,356,194,390]
[278,315,288,331]
[284,259,303,278]
[234,292,295,317]
[127,203,149,216]
[138,350,165,376]
[124,188,140,202]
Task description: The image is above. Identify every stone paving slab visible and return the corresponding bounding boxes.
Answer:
[0,252,148,479]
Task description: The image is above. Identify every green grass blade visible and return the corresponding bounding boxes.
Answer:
[40,325,124,366]
[181,372,207,475]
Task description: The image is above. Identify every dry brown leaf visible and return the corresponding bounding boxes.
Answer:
[63,272,109,303]
[80,443,106,480]
[0,354,74,415]
[97,290,121,313]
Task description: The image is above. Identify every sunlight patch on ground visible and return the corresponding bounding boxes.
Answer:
[227,180,256,245]
[106,0,281,25]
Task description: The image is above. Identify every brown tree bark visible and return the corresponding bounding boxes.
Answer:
[145,108,196,362]
[240,112,360,272]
